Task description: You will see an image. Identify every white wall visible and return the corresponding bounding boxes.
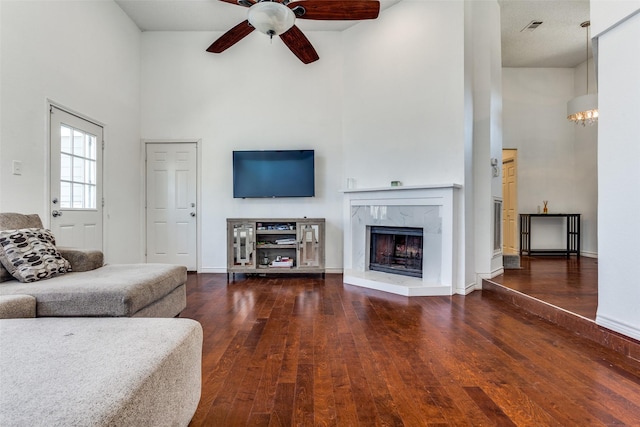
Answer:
[466,0,503,285]
[593,7,640,340]
[0,0,142,263]
[342,0,466,189]
[140,31,345,272]
[572,59,599,256]
[502,66,598,255]
[0,1,3,203]
[591,0,640,35]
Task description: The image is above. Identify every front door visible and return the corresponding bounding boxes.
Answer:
[145,142,197,270]
[49,106,103,250]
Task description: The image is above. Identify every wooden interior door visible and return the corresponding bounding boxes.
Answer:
[502,149,518,254]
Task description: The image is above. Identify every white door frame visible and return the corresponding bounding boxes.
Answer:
[142,139,201,272]
[46,100,106,249]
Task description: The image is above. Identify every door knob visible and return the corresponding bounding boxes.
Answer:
[52,210,62,217]
[190,212,196,217]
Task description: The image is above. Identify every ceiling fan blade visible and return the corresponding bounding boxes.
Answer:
[290,0,380,20]
[280,26,320,64]
[206,20,255,53]
[218,0,255,6]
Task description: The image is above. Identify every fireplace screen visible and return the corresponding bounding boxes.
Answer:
[369,226,423,278]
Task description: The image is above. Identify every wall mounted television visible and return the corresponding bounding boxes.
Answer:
[233,150,315,198]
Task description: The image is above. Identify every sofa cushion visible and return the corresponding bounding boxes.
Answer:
[0,317,202,426]
[0,214,47,283]
[57,247,104,272]
[0,213,44,230]
[0,228,72,283]
[0,295,36,318]
[0,264,187,317]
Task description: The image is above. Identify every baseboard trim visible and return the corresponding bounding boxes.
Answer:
[200,267,226,274]
[455,282,477,295]
[597,314,640,342]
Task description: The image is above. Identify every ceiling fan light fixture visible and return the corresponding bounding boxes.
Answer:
[248,1,295,38]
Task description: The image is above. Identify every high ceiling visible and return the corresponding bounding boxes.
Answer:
[499,0,591,67]
[115,0,592,68]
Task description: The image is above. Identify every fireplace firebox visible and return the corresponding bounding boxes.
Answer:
[369,226,423,278]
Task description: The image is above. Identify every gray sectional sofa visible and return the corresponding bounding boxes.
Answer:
[0,213,202,426]
[0,213,186,317]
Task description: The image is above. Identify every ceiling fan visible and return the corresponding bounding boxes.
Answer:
[207,0,380,64]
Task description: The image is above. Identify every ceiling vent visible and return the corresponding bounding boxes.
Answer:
[521,20,543,32]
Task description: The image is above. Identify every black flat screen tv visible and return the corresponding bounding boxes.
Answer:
[233,150,315,198]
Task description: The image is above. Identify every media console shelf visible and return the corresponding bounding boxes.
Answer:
[519,213,580,258]
[227,218,325,280]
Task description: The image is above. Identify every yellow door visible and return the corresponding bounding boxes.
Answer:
[502,149,518,254]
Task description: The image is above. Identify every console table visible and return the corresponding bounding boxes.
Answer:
[519,213,580,258]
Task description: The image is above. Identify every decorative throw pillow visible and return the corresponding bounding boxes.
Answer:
[0,228,72,283]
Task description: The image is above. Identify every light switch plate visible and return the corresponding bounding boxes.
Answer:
[12,160,22,175]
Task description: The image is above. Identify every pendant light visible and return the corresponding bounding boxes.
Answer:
[567,21,598,126]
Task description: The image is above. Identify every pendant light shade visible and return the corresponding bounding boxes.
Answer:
[567,21,598,126]
[567,93,598,124]
[248,2,295,37]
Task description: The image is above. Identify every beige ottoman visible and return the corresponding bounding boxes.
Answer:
[0,317,202,426]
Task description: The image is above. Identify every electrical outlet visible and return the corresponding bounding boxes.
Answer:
[12,160,22,175]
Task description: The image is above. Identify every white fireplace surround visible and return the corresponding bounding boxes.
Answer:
[342,185,461,296]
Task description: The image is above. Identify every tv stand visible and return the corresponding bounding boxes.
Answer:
[227,218,325,280]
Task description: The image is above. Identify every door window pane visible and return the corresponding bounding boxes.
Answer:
[60,182,71,207]
[61,126,72,153]
[73,157,85,182]
[88,135,97,159]
[61,154,72,181]
[60,125,98,209]
[87,160,95,184]
[86,185,96,209]
[73,130,85,157]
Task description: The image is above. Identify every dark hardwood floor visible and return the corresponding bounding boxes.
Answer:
[181,273,640,426]
[490,256,598,319]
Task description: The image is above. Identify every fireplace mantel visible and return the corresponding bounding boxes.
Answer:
[341,184,462,194]
[342,184,461,296]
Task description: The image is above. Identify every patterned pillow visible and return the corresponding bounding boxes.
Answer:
[0,228,72,283]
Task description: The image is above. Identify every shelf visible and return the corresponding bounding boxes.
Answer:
[257,265,294,270]
[257,244,297,249]
[256,229,296,235]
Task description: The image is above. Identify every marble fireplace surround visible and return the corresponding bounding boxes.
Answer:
[342,185,461,296]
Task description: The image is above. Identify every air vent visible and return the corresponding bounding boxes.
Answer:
[521,20,543,33]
